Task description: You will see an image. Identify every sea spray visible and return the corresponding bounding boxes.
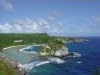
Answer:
[20,45,41,54]
[48,57,65,64]
[72,52,81,57]
[68,52,81,57]
[20,46,38,54]
[19,61,50,70]
[18,57,65,70]
[20,46,32,52]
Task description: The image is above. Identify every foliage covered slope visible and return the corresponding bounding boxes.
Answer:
[0,33,85,52]
[0,33,52,49]
[0,59,19,75]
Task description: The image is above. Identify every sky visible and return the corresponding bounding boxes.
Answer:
[0,0,100,37]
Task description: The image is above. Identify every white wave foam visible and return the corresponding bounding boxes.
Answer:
[77,61,82,64]
[73,52,81,57]
[48,57,65,64]
[20,46,38,54]
[19,61,50,70]
[18,57,65,70]
[69,52,81,57]
[20,46,32,51]
[3,45,22,50]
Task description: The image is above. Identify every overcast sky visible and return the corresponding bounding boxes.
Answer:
[0,0,100,37]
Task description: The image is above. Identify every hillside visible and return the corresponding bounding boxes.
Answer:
[0,59,19,75]
[0,33,85,52]
[0,33,51,49]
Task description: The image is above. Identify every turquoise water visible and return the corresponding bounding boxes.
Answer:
[24,46,41,52]
[4,45,41,64]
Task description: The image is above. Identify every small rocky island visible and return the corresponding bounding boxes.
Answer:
[40,39,69,57]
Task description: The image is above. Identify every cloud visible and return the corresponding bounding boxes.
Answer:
[52,10,60,16]
[0,0,13,12]
[77,29,85,33]
[91,16,100,24]
[37,18,48,26]
[4,3,13,11]
[57,21,63,26]
[0,23,12,32]
[47,10,60,21]
[48,16,55,21]
[0,18,64,35]
[0,10,65,35]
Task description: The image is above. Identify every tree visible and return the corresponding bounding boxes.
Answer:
[48,39,64,53]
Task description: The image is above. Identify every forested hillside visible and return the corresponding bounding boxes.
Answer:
[0,33,85,52]
[0,33,52,49]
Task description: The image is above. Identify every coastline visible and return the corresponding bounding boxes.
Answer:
[1,44,44,75]
[0,52,27,75]
[1,45,30,75]
[3,45,23,50]
[19,45,41,54]
[1,40,84,75]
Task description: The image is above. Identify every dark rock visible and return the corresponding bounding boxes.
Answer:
[19,69,27,75]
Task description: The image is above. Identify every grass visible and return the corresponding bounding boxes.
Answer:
[0,59,19,75]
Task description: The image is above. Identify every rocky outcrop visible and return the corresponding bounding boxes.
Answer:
[54,46,69,57]
[40,46,69,57]
[19,69,27,75]
[0,52,27,75]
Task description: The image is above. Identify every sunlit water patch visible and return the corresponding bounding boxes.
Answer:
[4,45,41,64]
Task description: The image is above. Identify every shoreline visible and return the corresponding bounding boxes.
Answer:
[20,45,41,54]
[3,45,23,50]
[1,44,81,75]
[1,44,42,74]
[3,44,41,50]
[0,51,28,75]
[2,45,31,75]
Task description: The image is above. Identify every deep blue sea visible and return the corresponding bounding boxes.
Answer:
[29,37,100,75]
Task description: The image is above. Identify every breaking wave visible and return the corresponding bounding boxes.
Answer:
[18,57,65,70]
[48,57,65,64]
[20,46,37,54]
[77,61,82,64]
[73,52,81,57]
[68,52,81,57]
[19,61,50,70]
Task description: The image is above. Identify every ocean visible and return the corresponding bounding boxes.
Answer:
[29,37,100,75]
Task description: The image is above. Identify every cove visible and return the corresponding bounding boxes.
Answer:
[3,45,41,64]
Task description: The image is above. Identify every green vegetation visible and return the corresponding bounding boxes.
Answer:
[40,39,65,55]
[0,33,86,75]
[0,33,85,52]
[0,59,18,75]
[48,39,64,52]
[0,33,52,50]
[40,46,54,55]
